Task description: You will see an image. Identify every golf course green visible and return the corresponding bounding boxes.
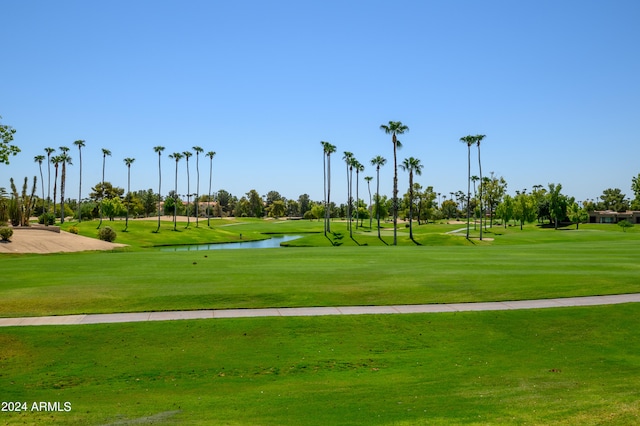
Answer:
[1,218,639,424]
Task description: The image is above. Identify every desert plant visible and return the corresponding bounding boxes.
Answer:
[0,226,13,241]
[97,226,117,242]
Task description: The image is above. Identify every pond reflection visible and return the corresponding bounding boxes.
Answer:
[159,235,302,251]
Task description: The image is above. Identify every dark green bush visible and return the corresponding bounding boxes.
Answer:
[38,213,56,225]
[97,226,117,242]
[0,227,13,241]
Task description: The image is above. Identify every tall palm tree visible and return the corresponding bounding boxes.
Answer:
[34,155,45,216]
[321,142,336,234]
[380,121,409,245]
[400,157,423,241]
[206,151,216,226]
[44,147,55,217]
[58,147,71,224]
[123,157,135,230]
[192,146,204,227]
[370,155,387,238]
[98,148,111,229]
[51,154,62,221]
[460,135,475,239]
[475,134,486,240]
[182,151,192,228]
[73,140,85,222]
[153,146,165,232]
[342,152,353,235]
[320,141,328,235]
[168,152,183,231]
[365,176,373,229]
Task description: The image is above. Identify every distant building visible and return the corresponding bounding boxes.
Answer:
[589,210,640,224]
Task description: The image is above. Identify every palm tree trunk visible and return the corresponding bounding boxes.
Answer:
[409,171,414,240]
[393,137,398,246]
[466,145,471,239]
[52,165,59,221]
[157,154,162,232]
[355,170,359,229]
[207,158,212,227]
[367,180,372,230]
[60,162,66,224]
[78,148,82,223]
[195,155,200,227]
[478,144,483,241]
[98,157,105,229]
[323,151,327,236]
[326,154,332,233]
[125,166,131,230]
[173,162,178,231]
[376,167,381,238]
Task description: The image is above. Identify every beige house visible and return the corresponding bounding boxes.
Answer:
[588,210,640,224]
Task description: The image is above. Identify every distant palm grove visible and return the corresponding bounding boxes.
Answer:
[2,116,640,243]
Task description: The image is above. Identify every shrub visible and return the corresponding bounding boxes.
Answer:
[68,226,79,234]
[0,227,13,242]
[97,226,117,242]
[38,213,56,225]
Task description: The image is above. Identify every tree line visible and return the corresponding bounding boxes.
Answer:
[3,115,640,236]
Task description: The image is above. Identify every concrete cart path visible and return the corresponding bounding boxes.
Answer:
[2,293,640,327]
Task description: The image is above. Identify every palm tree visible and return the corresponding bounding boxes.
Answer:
[400,157,423,241]
[475,134,486,240]
[51,154,62,221]
[321,141,328,235]
[321,142,337,234]
[370,155,387,238]
[168,152,183,231]
[206,151,216,226]
[182,150,192,228]
[380,121,409,245]
[73,140,85,222]
[365,176,373,229]
[58,147,71,224]
[44,147,55,216]
[34,155,45,216]
[342,152,353,236]
[460,135,475,239]
[153,146,165,232]
[98,148,111,229]
[192,146,204,227]
[123,157,135,230]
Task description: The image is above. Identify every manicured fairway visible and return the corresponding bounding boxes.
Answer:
[2,304,640,425]
[1,237,640,317]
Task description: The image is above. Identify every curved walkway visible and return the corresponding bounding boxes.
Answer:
[2,293,640,327]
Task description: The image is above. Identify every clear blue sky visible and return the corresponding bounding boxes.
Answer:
[2,0,639,205]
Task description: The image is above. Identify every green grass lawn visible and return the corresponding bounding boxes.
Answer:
[1,219,639,317]
[1,218,639,424]
[2,304,640,425]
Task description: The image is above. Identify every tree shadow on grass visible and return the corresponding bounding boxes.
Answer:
[350,236,366,246]
[327,232,343,246]
[377,235,389,245]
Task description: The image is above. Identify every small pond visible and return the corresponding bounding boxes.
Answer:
[159,235,302,252]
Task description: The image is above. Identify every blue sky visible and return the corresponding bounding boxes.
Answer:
[2,0,639,205]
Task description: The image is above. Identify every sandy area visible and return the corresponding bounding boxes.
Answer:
[0,227,127,254]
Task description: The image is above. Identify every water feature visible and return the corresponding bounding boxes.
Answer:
[158,235,302,252]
